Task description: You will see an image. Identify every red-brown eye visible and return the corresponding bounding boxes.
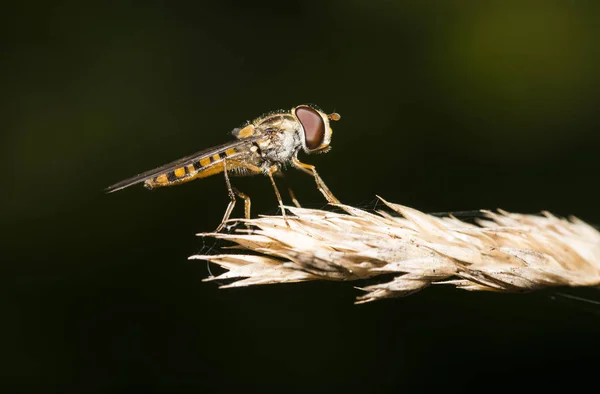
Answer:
[295,106,325,150]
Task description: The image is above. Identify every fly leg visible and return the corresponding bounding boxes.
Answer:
[226,159,265,220]
[232,188,251,220]
[267,166,290,226]
[276,171,302,208]
[219,159,291,227]
[287,187,301,208]
[291,157,340,204]
[223,159,266,226]
[215,160,236,232]
[231,187,252,231]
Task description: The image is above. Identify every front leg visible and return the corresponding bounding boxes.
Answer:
[291,157,340,204]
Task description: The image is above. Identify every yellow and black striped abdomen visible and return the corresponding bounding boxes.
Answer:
[144,147,239,189]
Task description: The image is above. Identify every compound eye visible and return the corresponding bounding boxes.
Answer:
[295,106,326,150]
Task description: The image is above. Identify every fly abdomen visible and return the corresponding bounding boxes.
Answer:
[144,148,239,189]
[144,163,197,189]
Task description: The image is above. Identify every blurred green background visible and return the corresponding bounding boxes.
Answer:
[3,1,600,392]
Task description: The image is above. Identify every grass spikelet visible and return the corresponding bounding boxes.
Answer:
[189,197,600,303]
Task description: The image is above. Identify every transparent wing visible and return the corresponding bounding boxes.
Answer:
[105,137,259,193]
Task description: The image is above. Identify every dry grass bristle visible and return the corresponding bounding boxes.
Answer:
[189,197,600,303]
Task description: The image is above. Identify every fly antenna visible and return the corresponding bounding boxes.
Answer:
[328,112,341,121]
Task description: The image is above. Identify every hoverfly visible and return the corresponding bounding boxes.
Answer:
[106,104,341,231]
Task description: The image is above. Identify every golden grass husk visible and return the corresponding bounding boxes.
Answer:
[190,197,600,303]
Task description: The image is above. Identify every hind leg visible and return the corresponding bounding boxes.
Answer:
[215,160,237,232]
[233,188,251,220]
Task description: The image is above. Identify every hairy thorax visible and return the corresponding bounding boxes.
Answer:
[256,117,303,170]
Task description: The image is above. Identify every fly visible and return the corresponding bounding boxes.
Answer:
[105,104,341,231]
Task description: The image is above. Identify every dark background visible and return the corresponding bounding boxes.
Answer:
[3,1,600,392]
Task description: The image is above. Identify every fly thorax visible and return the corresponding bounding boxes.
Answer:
[260,123,303,164]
